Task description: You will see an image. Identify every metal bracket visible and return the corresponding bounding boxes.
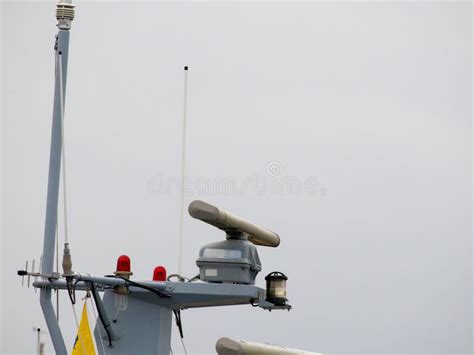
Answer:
[256,290,292,311]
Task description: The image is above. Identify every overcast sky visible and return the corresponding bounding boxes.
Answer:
[1,1,472,354]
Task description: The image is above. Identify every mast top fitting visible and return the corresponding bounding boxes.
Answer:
[56,1,75,30]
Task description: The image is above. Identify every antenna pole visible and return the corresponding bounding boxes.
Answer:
[39,2,74,354]
[177,66,189,275]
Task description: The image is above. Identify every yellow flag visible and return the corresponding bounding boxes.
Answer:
[71,302,96,355]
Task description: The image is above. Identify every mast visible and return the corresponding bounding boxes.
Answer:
[39,1,74,354]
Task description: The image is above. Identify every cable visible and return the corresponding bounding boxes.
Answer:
[67,278,113,348]
[54,37,61,322]
[166,273,199,283]
[187,274,200,282]
[88,282,113,348]
[173,309,188,354]
[94,275,172,348]
[66,277,77,304]
[110,276,171,299]
[57,51,69,245]
[66,278,113,349]
[173,309,184,338]
[167,274,187,282]
[71,301,86,355]
[87,294,106,355]
[177,66,189,276]
[180,337,188,355]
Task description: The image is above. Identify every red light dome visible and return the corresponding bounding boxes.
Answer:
[153,266,167,281]
[116,255,131,273]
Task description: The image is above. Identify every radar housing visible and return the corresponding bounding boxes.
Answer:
[189,200,280,284]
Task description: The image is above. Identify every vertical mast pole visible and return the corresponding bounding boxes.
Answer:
[39,2,74,354]
[177,66,189,276]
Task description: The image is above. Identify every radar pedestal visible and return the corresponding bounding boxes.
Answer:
[196,235,262,285]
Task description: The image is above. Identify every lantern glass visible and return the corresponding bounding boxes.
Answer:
[269,278,287,298]
[265,272,288,305]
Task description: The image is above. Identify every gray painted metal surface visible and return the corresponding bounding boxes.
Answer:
[95,290,173,355]
[74,273,169,290]
[33,276,169,292]
[35,277,276,353]
[92,282,269,353]
[126,281,263,309]
[197,238,262,285]
[39,28,70,355]
[34,279,265,310]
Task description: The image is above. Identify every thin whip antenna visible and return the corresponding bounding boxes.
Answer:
[177,66,189,275]
[58,52,69,245]
[58,51,73,277]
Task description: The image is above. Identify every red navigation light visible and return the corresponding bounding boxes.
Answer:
[116,255,131,272]
[153,266,167,281]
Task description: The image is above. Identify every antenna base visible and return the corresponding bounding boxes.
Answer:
[61,243,74,276]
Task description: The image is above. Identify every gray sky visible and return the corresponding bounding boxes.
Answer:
[1,1,472,354]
